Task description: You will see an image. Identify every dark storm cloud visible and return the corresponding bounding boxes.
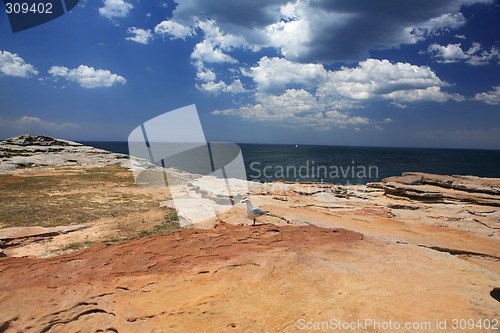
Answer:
[303,0,479,62]
[170,0,492,63]
[173,0,285,27]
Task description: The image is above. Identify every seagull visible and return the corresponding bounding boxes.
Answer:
[241,197,270,226]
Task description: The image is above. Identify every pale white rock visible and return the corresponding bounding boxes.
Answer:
[0,135,130,172]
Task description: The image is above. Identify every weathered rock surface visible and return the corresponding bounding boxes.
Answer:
[0,134,78,148]
[0,136,498,332]
[376,172,500,206]
[1,223,498,333]
[0,134,130,172]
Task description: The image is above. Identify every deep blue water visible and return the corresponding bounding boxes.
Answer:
[80,141,500,185]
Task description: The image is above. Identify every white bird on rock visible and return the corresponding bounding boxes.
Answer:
[241,197,270,226]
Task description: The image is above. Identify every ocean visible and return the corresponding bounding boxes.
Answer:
[80,141,500,185]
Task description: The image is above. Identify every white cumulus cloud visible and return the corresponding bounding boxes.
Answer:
[195,64,216,82]
[191,39,237,64]
[474,85,500,105]
[99,0,133,20]
[143,0,493,131]
[213,57,464,129]
[249,57,461,104]
[0,51,38,78]
[212,89,370,130]
[154,20,193,39]
[426,43,468,63]
[426,42,499,65]
[250,56,327,92]
[148,0,494,103]
[150,0,493,106]
[410,12,467,41]
[48,65,127,88]
[154,19,244,85]
[196,19,250,52]
[198,79,245,95]
[318,59,460,103]
[126,27,153,44]
[189,20,253,89]
[383,86,464,103]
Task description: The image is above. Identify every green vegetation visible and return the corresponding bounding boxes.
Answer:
[168,212,179,222]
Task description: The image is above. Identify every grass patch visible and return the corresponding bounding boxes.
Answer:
[60,241,98,252]
[138,218,181,237]
[74,165,135,184]
[0,164,189,256]
[56,217,183,254]
[0,164,162,229]
[168,212,179,222]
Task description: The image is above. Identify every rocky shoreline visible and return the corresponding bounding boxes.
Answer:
[0,135,498,332]
[0,134,131,172]
[375,172,500,206]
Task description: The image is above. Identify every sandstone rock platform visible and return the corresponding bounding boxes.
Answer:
[0,222,498,332]
[0,135,498,332]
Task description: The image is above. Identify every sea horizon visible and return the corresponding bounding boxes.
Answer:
[79,141,500,184]
[78,140,500,152]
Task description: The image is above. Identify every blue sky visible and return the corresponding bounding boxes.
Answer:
[0,0,499,149]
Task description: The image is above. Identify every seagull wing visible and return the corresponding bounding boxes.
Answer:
[250,207,270,216]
